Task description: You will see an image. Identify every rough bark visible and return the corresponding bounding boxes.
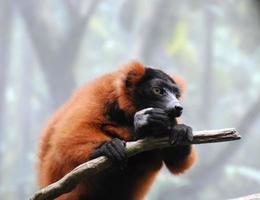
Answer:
[30,128,240,200]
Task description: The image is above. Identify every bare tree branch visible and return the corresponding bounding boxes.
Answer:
[30,128,240,200]
[15,0,101,107]
[229,193,260,200]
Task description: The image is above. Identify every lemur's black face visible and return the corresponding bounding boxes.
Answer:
[135,68,183,118]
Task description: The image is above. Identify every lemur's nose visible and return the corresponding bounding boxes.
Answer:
[167,103,183,118]
[174,104,183,113]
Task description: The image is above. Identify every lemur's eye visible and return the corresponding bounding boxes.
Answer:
[152,87,165,96]
[176,93,181,99]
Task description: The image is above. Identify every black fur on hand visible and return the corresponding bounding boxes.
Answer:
[169,124,193,145]
[91,138,127,166]
[134,107,171,139]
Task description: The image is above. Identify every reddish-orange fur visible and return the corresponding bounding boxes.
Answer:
[37,61,195,200]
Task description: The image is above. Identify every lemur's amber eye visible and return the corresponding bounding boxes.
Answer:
[152,87,164,96]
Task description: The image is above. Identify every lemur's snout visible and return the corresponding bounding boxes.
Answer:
[174,104,183,113]
[167,102,183,118]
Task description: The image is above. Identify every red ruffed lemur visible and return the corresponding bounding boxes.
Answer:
[37,61,196,200]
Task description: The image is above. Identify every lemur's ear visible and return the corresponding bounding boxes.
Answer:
[115,60,145,114]
[123,61,145,89]
[172,75,186,95]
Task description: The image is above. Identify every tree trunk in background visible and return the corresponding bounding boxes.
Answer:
[200,5,214,128]
[133,0,176,65]
[16,0,100,109]
[0,0,12,140]
[15,43,34,199]
[0,0,12,193]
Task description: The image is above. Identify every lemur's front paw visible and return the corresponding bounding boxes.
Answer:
[91,138,127,165]
[169,124,193,145]
[134,108,171,139]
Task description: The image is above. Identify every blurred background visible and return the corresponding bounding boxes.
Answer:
[0,0,260,199]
